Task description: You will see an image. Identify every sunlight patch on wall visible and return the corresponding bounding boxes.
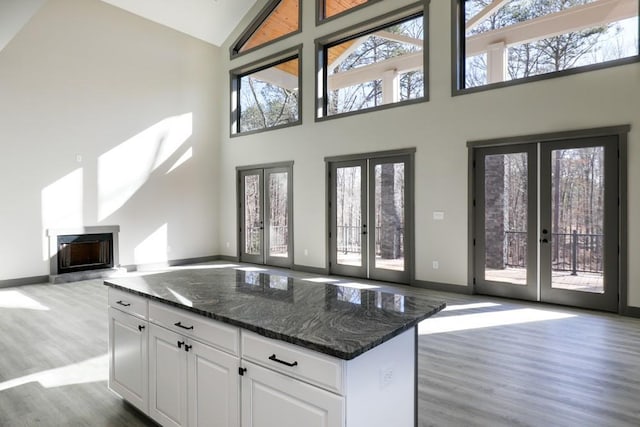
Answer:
[98,113,193,221]
[0,290,49,311]
[41,168,83,260]
[134,223,168,265]
[0,354,107,391]
[418,308,577,335]
[166,147,193,174]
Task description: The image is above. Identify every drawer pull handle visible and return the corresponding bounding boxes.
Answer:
[269,354,298,367]
[174,322,194,330]
[185,344,192,352]
[178,341,185,349]
[116,300,131,307]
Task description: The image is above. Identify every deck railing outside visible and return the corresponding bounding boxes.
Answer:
[504,230,603,274]
[337,225,403,256]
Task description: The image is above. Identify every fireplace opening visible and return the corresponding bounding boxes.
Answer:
[57,233,113,274]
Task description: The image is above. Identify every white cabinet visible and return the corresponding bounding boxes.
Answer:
[108,288,416,427]
[148,304,240,427]
[241,361,344,427]
[240,329,416,427]
[108,291,149,414]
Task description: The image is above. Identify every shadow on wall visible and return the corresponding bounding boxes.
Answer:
[41,113,194,265]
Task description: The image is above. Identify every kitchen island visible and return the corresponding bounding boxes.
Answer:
[105,266,445,427]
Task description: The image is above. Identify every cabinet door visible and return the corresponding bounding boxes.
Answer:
[149,324,188,427]
[188,340,240,427]
[108,307,148,414]
[241,362,344,427]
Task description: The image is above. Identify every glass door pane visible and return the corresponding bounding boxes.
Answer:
[483,152,528,285]
[474,145,537,301]
[330,161,367,278]
[240,170,264,264]
[265,169,292,267]
[550,147,604,293]
[540,137,618,312]
[373,162,405,272]
[336,165,364,267]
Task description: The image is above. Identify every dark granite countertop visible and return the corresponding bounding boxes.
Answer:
[104,266,445,360]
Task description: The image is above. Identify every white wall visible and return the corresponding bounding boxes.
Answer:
[218,1,640,307]
[0,0,221,279]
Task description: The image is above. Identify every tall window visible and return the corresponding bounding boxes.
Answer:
[317,7,427,119]
[455,0,640,91]
[231,49,301,135]
[231,0,301,56]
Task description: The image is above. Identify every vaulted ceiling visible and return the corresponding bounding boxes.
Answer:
[98,0,258,46]
[0,0,258,53]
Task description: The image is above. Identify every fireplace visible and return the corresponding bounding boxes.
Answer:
[47,225,120,279]
[57,233,113,274]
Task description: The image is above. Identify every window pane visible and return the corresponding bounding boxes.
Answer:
[463,0,639,88]
[483,153,529,285]
[268,172,289,258]
[244,175,261,256]
[239,57,299,133]
[551,147,604,294]
[324,0,369,19]
[239,0,300,53]
[325,15,424,116]
[374,162,405,272]
[336,166,362,267]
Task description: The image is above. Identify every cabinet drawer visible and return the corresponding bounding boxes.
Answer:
[108,288,148,319]
[242,331,344,394]
[149,302,239,356]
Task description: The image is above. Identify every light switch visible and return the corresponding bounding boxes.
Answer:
[433,211,444,220]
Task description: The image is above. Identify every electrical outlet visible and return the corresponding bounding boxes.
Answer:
[432,261,439,269]
[380,367,394,388]
[304,249,308,256]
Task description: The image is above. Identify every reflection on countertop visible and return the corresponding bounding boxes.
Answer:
[105,265,445,360]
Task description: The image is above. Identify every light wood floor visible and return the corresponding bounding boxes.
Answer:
[1,266,639,426]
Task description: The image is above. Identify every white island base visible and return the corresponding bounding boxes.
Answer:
[108,288,418,427]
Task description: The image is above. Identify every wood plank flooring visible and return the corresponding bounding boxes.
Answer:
[1,265,639,426]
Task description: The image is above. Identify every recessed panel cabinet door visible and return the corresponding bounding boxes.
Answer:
[108,307,148,414]
[149,325,188,427]
[241,361,344,427]
[188,340,240,427]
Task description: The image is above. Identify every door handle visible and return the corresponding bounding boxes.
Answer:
[540,238,549,243]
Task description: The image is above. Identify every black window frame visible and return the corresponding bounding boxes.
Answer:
[452,0,640,96]
[315,1,429,122]
[230,0,302,59]
[230,46,303,137]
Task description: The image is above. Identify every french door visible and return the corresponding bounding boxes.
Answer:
[328,153,413,283]
[473,136,619,312]
[239,164,292,268]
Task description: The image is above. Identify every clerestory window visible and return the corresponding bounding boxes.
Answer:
[231,47,302,136]
[231,0,301,57]
[316,5,427,120]
[454,0,640,93]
